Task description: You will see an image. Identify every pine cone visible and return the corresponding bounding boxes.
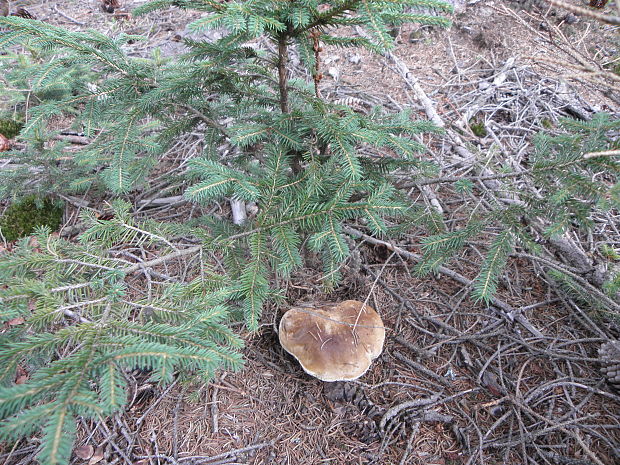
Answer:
[589,0,609,8]
[323,381,385,419]
[599,341,620,391]
[102,0,120,13]
[11,7,35,19]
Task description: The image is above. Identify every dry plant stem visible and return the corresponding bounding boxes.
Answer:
[394,335,434,358]
[539,452,598,465]
[398,428,419,465]
[359,28,443,129]
[134,441,273,463]
[344,226,544,338]
[0,446,37,464]
[311,30,323,98]
[123,245,201,274]
[353,251,394,334]
[379,394,439,431]
[135,379,179,426]
[397,158,585,188]
[0,440,21,465]
[211,378,220,434]
[53,133,90,145]
[584,149,620,159]
[114,415,134,455]
[353,26,448,213]
[277,30,290,114]
[393,351,452,387]
[137,195,186,210]
[178,104,231,138]
[230,199,247,225]
[277,26,303,175]
[172,384,189,461]
[60,307,91,323]
[52,5,85,25]
[547,0,620,25]
[365,25,503,195]
[96,421,133,465]
[516,252,620,313]
[530,55,620,85]
[542,272,609,339]
[507,398,606,465]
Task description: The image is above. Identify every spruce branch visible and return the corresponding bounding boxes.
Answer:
[344,226,545,338]
[0,3,454,462]
[177,104,231,138]
[0,221,241,465]
[473,230,514,303]
[294,0,361,34]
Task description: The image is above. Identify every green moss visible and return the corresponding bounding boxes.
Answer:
[0,196,63,242]
[0,118,23,139]
[469,118,487,137]
[541,118,554,129]
[600,244,620,261]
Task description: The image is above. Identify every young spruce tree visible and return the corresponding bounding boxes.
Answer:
[0,1,452,464]
[416,113,620,305]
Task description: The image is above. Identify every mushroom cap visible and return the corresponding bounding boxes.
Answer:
[278,300,385,382]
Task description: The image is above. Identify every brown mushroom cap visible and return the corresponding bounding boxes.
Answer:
[278,300,385,382]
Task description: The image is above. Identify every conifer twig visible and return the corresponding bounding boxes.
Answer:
[583,149,620,159]
[396,159,586,188]
[547,0,620,25]
[134,441,273,463]
[516,252,620,312]
[178,105,231,138]
[343,226,544,338]
[52,5,85,25]
[277,29,291,114]
[135,379,179,426]
[122,245,201,274]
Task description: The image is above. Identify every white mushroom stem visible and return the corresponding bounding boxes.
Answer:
[230,198,247,225]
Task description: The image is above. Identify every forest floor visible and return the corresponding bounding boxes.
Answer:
[2,0,620,464]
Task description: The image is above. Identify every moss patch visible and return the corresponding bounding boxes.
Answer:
[0,196,63,242]
[0,118,24,139]
[469,118,487,137]
[541,118,554,129]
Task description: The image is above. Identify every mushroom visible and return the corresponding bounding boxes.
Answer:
[0,133,9,152]
[278,300,385,382]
